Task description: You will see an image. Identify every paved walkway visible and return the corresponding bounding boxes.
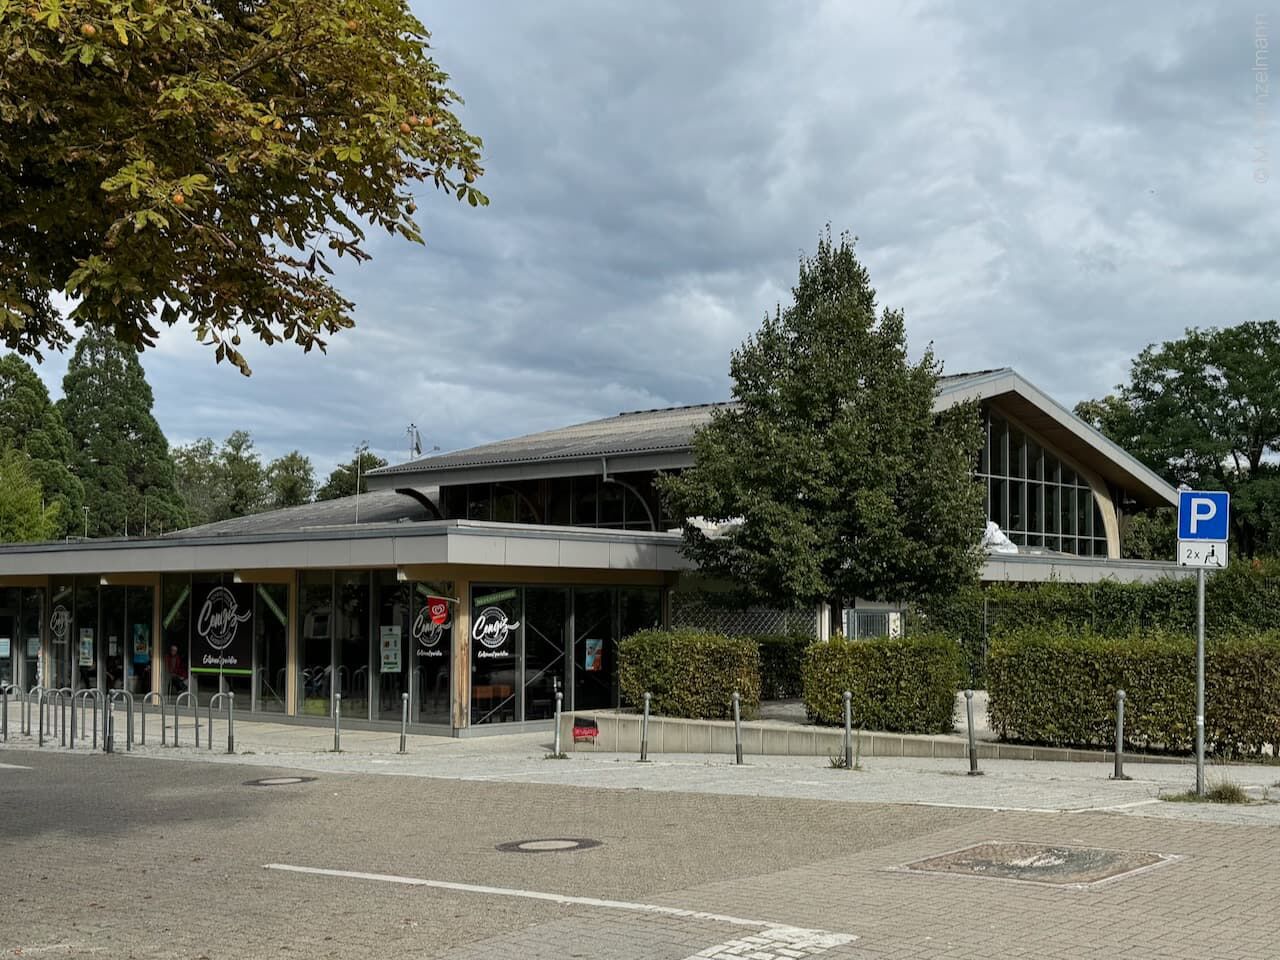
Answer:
[4,711,1278,826]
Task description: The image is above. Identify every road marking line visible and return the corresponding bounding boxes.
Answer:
[263,863,856,951]
[0,762,32,770]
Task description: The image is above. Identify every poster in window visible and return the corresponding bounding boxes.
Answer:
[78,628,94,667]
[108,635,118,656]
[190,581,253,675]
[26,637,39,657]
[132,623,151,664]
[583,638,603,672]
[0,637,9,657]
[380,625,402,673]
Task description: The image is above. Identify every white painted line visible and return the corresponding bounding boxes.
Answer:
[263,863,856,950]
[0,762,32,770]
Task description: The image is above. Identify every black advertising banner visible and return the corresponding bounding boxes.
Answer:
[190,581,253,676]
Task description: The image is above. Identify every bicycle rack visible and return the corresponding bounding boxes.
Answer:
[56,687,72,746]
[140,692,166,746]
[174,691,199,748]
[1,683,18,742]
[38,688,65,747]
[72,689,103,750]
[25,684,40,735]
[208,692,235,754]
[108,690,134,752]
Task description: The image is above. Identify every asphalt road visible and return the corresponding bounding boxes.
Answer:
[1,749,1277,959]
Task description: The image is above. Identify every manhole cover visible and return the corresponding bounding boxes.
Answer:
[243,776,316,787]
[495,838,601,854]
[901,841,1172,887]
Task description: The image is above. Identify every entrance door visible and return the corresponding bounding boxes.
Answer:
[522,588,568,721]
[572,588,614,710]
[0,592,17,687]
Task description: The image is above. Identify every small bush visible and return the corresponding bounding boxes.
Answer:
[619,629,761,720]
[987,629,1280,756]
[755,633,812,699]
[1163,777,1251,804]
[802,634,964,734]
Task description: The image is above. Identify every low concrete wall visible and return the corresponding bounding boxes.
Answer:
[558,710,1184,765]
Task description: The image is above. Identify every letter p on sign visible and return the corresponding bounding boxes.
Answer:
[1177,490,1230,542]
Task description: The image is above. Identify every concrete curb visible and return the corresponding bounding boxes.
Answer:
[558,710,1187,766]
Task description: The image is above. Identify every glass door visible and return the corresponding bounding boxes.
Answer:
[0,589,17,687]
[523,588,568,721]
[21,588,41,690]
[572,588,614,710]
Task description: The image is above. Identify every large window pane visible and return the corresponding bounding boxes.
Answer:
[1079,491,1093,537]
[471,585,519,724]
[335,571,371,720]
[990,479,1007,529]
[160,575,190,698]
[126,586,154,696]
[1028,482,1044,534]
[572,589,613,710]
[1059,486,1075,536]
[598,483,624,528]
[299,571,333,716]
[411,581,452,725]
[20,588,41,690]
[523,588,567,721]
[991,416,1008,475]
[74,577,98,693]
[1008,481,1025,531]
[978,414,990,474]
[572,478,597,526]
[255,584,289,713]
[1009,429,1025,479]
[1027,439,1043,481]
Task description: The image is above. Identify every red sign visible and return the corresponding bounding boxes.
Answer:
[428,597,449,625]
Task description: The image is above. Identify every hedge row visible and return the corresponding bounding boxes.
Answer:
[619,629,761,720]
[756,634,811,699]
[802,634,963,734]
[916,559,1280,683]
[987,630,1280,757]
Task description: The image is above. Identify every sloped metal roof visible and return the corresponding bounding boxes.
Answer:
[369,369,1008,478]
[163,489,432,540]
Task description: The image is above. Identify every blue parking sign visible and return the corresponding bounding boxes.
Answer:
[1177,490,1230,541]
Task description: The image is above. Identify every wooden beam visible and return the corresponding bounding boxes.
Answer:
[452,578,470,732]
[99,573,161,587]
[397,564,666,587]
[285,574,298,717]
[233,569,294,585]
[0,575,52,588]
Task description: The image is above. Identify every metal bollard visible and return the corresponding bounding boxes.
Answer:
[174,691,198,748]
[1,684,10,742]
[640,691,651,762]
[553,691,563,756]
[333,693,341,752]
[103,703,113,754]
[1111,689,1131,781]
[843,690,853,770]
[965,689,982,776]
[26,684,39,735]
[37,689,46,746]
[109,691,134,751]
[227,691,235,754]
[399,692,408,754]
[731,690,743,765]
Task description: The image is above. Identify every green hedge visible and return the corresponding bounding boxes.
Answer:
[802,634,963,734]
[755,634,812,699]
[915,559,1280,684]
[619,629,761,720]
[987,630,1280,757]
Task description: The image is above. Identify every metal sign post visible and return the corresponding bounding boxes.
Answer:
[1177,488,1230,798]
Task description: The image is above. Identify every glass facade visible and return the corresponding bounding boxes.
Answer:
[442,474,666,530]
[978,410,1110,557]
[470,584,662,725]
[162,573,287,711]
[0,588,44,691]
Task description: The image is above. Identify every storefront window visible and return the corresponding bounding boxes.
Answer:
[471,586,519,724]
[410,581,452,725]
[74,577,98,692]
[299,571,333,716]
[20,588,42,690]
[49,580,74,690]
[254,584,289,713]
[0,587,17,687]
[160,575,191,697]
[523,588,567,721]
[572,588,612,710]
[335,571,370,720]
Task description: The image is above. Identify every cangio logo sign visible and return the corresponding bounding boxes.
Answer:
[412,597,451,658]
[472,606,518,657]
[197,586,251,651]
[50,604,70,642]
[192,584,253,675]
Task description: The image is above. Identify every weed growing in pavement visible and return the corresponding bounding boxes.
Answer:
[827,753,863,771]
[544,752,569,760]
[1162,776,1251,804]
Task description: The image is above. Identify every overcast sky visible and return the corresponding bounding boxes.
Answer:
[32,0,1280,478]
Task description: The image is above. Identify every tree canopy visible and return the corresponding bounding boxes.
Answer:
[657,230,986,615]
[0,449,60,541]
[1076,320,1280,556]
[268,449,314,508]
[0,353,83,536]
[317,449,386,500]
[58,329,185,536]
[0,0,487,375]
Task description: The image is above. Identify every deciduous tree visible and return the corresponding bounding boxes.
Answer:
[268,450,315,508]
[0,0,487,374]
[0,353,83,536]
[657,230,986,619]
[317,449,386,501]
[0,449,60,542]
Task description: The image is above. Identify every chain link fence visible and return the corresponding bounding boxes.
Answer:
[671,592,817,637]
